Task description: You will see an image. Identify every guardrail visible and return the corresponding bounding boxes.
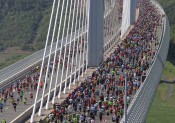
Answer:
[0,28,120,91]
[120,0,170,122]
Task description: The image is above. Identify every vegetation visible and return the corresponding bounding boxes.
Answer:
[158,0,175,60]
[0,0,55,69]
[0,0,52,51]
[147,83,175,123]
[0,51,32,70]
[0,0,80,70]
[163,61,175,80]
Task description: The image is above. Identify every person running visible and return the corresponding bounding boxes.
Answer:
[99,111,103,121]
[20,90,24,102]
[0,97,3,103]
[39,119,43,123]
[30,92,33,103]
[13,102,17,112]
[23,97,28,104]
[16,95,20,103]
[40,81,43,90]
[0,102,3,112]
[112,114,116,122]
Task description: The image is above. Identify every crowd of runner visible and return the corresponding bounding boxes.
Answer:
[0,9,116,120]
[0,0,163,122]
[0,39,86,115]
[44,0,162,123]
[0,0,120,119]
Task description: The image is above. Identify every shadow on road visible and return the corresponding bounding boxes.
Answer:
[160,80,175,84]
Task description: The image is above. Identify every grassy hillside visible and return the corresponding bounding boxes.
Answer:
[0,0,79,70]
[147,82,175,123]
[0,0,52,51]
[0,0,53,69]
[0,0,78,70]
[158,0,175,59]
[147,0,175,123]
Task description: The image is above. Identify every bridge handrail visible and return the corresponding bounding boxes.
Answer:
[120,0,170,122]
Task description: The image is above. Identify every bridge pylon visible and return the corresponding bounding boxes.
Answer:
[121,0,137,38]
[87,0,104,67]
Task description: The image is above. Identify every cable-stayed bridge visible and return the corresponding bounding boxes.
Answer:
[0,0,170,123]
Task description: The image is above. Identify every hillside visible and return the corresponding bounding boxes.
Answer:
[0,0,53,69]
[0,0,77,70]
[0,0,52,51]
[158,0,175,59]
[155,0,175,77]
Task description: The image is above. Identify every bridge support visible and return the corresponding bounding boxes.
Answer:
[130,0,137,23]
[87,0,104,67]
[121,0,137,38]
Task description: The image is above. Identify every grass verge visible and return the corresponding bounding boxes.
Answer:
[0,52,32,70]
[147,59,175,123]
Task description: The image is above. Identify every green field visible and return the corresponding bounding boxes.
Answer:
[147,82,175,123]
[0,47,32,70]
[0,52,32,70]
[163,61,175,80]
